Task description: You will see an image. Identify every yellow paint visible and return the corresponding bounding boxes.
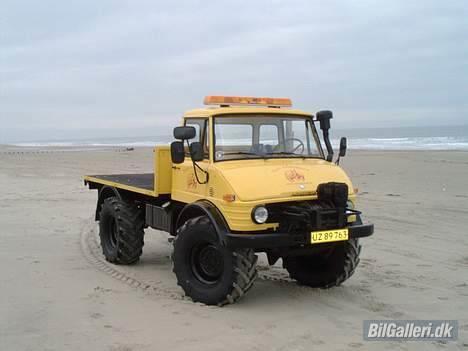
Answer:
[86,103,360,232]
[347,199,357,223]
[154,146,172,194]
[213,159,353,202]
[171,158,210,204]
[347,215,357,223]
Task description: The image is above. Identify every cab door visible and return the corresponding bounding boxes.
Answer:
[171,118,210,203]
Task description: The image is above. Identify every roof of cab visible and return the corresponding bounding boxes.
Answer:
[183,106,313,118]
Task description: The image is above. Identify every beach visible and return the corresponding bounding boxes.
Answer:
[0,146,467,350]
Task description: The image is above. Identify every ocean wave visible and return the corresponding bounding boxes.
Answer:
[340,136,468,150]
[368,137,410,142]
[11,141,169,148]
[8,136,468,151]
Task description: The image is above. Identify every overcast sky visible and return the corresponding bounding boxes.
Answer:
[1,0,467,142]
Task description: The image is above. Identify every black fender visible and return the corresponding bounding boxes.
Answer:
[95,186,121,220]
[176,200,229,244]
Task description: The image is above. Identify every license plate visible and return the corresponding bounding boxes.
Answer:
[311,228,348,244]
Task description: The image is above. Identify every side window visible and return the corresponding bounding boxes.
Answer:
[185,120,202,141]
[184,118,208,158]
[282,119,318,155]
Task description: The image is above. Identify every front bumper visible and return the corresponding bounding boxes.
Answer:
[225,222,374,249]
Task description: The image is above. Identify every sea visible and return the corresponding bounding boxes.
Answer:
[7,125,468,151]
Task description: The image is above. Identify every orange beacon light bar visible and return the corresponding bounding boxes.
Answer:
[204,95,292,107]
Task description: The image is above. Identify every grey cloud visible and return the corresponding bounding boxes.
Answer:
[0,0,467,142]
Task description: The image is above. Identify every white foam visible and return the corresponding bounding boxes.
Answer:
[11,141,169,148]
[337,136,468,150]
[8,136,468,151]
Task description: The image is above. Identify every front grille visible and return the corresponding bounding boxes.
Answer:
[266,200,347,232]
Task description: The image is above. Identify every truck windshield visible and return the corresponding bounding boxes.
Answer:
[213,115,324,161]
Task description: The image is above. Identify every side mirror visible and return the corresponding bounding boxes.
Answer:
[339,137,347,157]
[170,141,185,164]
[173,126,196,140]
[189,142,204,162]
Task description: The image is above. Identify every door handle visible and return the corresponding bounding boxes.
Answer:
[172,166,181,170]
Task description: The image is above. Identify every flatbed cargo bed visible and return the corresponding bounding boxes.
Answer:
[84,146,173,197]
[84,173,157,196]
[89,173,154,190]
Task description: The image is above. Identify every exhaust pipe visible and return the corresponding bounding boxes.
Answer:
[316,110,334,162]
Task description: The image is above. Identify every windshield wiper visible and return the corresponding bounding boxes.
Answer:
[266,151,309,159]
[266,151,296,155]
[266,151,304,156]
[221,151,267,159]
[222,151,259,156]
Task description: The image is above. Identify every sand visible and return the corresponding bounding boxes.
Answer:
[0,146,467,350]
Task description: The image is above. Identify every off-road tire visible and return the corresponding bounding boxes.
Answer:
[99,196,145,264]
[283,239,361,288]
[172,216,257,306]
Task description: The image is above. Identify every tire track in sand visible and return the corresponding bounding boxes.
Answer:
[80,219,401,319]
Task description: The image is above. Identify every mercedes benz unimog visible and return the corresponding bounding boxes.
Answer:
[84,96,374,305]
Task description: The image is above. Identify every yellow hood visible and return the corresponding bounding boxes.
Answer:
[214,159,353,202]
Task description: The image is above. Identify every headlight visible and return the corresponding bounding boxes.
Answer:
[347,200,355,209]
[252,206,268,224]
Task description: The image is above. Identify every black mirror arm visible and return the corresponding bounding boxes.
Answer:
[185,140,209,184]
[335,154,341,165]
[193,162,209,184]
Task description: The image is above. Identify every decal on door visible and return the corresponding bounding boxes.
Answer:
[187,173,197,190]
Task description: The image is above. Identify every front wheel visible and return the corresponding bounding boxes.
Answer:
[172,216,258,305]
[283,239,361,288]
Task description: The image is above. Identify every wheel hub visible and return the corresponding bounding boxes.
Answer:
[191,243,223,284]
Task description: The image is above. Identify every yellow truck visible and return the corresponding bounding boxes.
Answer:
[84,95,374,305]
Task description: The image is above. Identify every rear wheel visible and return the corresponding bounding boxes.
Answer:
[99,196,145,264]
[283,239,361,288]
[172,216,257,305]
